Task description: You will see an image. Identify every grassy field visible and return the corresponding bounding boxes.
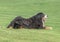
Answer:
[0,0,60,42]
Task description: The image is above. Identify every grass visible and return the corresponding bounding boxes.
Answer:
[0,0,60,42]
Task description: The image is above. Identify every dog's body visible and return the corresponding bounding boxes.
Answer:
[7,12,48,29]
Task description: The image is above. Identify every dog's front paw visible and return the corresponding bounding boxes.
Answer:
[44,26,53,30]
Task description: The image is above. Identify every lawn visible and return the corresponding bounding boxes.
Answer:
[0,0,60,42]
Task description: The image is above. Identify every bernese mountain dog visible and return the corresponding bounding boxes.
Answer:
[7,12,48,29]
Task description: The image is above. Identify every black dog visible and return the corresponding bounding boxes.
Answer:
[7,12,47,29]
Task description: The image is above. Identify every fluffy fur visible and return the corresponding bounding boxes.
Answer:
[7,12,47,29]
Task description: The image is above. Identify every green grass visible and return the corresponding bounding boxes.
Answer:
[0,0,60,42]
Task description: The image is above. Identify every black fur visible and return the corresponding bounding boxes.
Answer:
[7,12,46,29]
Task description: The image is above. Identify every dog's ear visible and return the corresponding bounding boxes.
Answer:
[36,12,45,19]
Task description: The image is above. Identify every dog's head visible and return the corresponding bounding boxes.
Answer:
[36,12,48,22]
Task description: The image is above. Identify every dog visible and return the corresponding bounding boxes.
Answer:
[7,12,48,29]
